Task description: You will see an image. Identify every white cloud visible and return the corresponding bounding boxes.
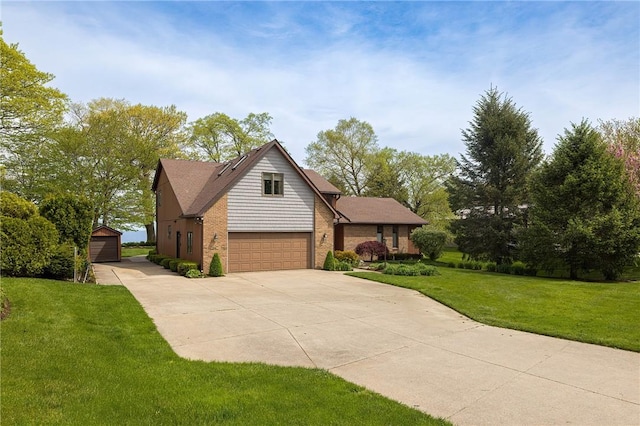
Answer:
[2,1,638,165]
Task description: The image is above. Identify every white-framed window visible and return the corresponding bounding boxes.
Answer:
[167,225,172,239]
[263,173,284,196]
[377,225,383,243]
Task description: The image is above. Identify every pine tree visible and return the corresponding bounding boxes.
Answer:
[447,87,543,264]
[521,120,640,280]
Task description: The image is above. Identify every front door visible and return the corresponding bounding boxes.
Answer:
[176,231,181,258]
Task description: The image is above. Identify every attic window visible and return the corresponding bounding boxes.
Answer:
[232,155,248,170]
[263,173,283,196]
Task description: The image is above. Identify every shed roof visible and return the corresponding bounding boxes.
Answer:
[336,197,427,225]
[91,225,122,237]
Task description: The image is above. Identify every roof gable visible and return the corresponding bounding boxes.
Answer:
[153,158,222,215]
[336,197,427,225]
[153,140,339,218]
[91,225,122,236]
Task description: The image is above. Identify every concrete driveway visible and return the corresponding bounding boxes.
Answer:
[95,257,639,425]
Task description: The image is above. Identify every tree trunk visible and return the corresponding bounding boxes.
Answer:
[145,222,156,244]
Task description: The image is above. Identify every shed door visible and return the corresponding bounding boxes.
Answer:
[228,232,311,273]
[90,236,119,262]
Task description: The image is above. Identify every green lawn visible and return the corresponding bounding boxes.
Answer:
[348,268,640,352]
[121,246,153,258]
[434,248,640,281]
[1,278,447,425]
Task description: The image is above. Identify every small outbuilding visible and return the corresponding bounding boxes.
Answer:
[90,225,122,262]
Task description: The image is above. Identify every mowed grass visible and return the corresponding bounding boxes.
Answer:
[1,278,447,425]
[121,246,153,257]
[348,268,640,352]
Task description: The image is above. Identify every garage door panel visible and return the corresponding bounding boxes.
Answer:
[229,232,311,273]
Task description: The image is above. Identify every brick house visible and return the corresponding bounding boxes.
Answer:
[153,140,425,274]
[303,170,426,255]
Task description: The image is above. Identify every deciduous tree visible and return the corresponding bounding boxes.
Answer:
[51,99,187,241]
[187,112,273,161]
[364,148,407,204]
[598,117,640,197]
[305,117,379,196]
[398,151,456,231]
[0,31,68,199]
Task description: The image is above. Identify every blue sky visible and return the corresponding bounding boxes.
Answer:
[3,1,639,165]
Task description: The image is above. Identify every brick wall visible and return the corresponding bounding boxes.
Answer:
[202,194,228,274]
[342,224,377,253]
[314,194,334,268]
[342,224,419,256]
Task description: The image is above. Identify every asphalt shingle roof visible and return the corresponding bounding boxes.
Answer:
[336,197,428,225]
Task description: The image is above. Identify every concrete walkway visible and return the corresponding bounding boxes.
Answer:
[95,258,639,425]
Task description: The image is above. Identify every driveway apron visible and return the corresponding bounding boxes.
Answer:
[95,258,640,425]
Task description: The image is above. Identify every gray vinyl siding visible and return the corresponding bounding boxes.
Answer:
[228,150,314,232]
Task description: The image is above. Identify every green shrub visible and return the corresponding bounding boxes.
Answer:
[414,263,439,276]
[39,194,93,251]
[151,254,168,265]
[511,261,526,275]
[335,250,359,266]
[169,259,182,272]
[185,269,205,278]
[390,253,423,261]
[161,258,173,269]
[0,191,37,220]
[384,264,420,276]
[410,226,448,260]
[446,262,457,268]
[334,261,353,271]
[123,241,156,247]
[43,244,75,280]
[485,262,497,272]
[497,263,512,274]
[177,262,199,276]
[0,215,59,277]
[323,251,336,271]
[146,249,157,260]
[209,253,223,277]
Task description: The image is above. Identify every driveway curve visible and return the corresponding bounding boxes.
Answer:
[95,257,639,425]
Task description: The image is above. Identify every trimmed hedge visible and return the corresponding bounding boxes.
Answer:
[147,253,201,277]
[177,262,199,276]
[384,263,439,276]
[389,253,423,261]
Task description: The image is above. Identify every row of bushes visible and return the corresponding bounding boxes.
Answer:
[384,263,439,276]
[369,262,439,276]
[146,251,203,277]
[122,241,156,248]
[445,260,538,276]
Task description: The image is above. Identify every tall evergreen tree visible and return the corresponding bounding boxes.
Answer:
[521,121,640,280]
[447,87,543,264]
